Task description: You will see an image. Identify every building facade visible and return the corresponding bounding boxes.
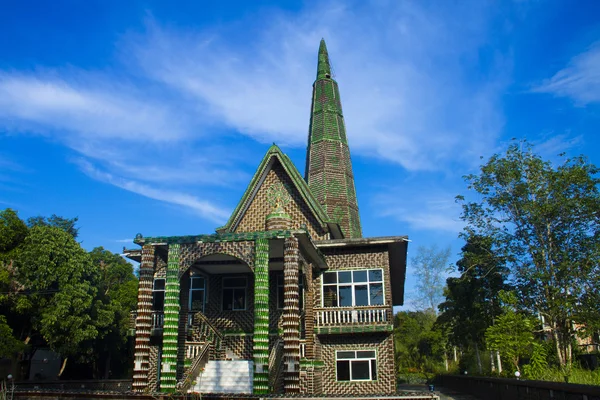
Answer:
[126,40,408,396]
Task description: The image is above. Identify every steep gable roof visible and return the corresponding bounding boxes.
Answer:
[217,144,342,238]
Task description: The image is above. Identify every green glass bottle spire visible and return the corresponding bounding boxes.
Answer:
[305,39,362,238]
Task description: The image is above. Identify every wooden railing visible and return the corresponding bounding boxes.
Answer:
[314,307,390,326]
[268,338,284,394]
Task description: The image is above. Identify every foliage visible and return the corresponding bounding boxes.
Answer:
[394,310,446,381]
[0,208,137,379]
[485,291,535,372]
[12,226,98,358]
[0,315,23,358]
[0,209,28,254]
[438,235,509,351]
[27,214,79,239]
[522,342,549,380]
[411,245,451,313]
[457,141,600,365]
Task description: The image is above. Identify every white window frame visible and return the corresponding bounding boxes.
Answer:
[189,275,206,312]
[321,269,384,307]
[222,276,247,311]
[335,350,378,381]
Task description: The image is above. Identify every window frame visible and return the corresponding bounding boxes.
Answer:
[152,278,166,311]
[335,349,378,382]
[321,269,385,308]
[222,276,247,311]
[189,275,207,312]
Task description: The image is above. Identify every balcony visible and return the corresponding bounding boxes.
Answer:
[314,306,393,334]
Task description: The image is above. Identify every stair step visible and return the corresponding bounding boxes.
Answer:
[193,360,253,394]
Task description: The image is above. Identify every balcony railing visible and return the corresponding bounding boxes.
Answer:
[152,311,164,329]
[314,307,391,327]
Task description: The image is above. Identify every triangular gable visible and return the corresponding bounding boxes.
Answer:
[217,145,336,239]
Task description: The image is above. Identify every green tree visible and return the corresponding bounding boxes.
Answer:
[411,245,451,313]
[485,291,535,373]
[13,225,99,375]
[438,235,509,373]
[84,247,138,378]
[27,214,79,238]
[394,310,446,380]
[457,141,600,366]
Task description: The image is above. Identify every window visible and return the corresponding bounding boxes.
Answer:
[322,269,383,307]
[336,350,377,381]
[222,277,247,311]
[189,276,206,312]
[152,278,165,310]
[277,273,304,309]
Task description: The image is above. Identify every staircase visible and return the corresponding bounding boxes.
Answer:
[192,360,254,394]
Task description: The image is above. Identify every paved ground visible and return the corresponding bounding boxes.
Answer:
[398,384,481,400]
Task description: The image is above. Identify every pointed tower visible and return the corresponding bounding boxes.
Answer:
[305,39,362,238]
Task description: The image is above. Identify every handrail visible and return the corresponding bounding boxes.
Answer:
[178,342,210,393]
[268,338,284,394]
[189,311,224,342]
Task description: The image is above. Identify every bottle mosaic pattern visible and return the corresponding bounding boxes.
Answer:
[132,245,155,392]
[252,238,270,393]
[160,244,181,392]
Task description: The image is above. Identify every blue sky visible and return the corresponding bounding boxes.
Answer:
[1,0,599,308]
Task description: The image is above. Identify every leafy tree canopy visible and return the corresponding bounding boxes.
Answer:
[457,141,600,365]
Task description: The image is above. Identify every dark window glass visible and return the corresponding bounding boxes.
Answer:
[357,351,376,358]
[337,351,355,359]
[353,270,367,282]
[336,361,350,381]
[338,271,352,283]
[223,288,234,311]
[191,277,205,289]
[154,279,165,290]
[152,291,165,310]
[351,360,370,380]
[369,269,383,282]
[323,272,337,284]
[355,285,369,306]
[339,285,352,307]
[277,284,284,309]
[190,290,204,311]
[323,286,337,307]
[371,359,377,380]
[370,283,384,305]
[225,277,246,287]
[233,288,245,310]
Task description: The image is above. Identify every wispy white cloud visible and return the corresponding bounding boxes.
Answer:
[0,0,514,221]
[375,190,464,233]
[115,238,133,243]
[128,1,509,170]
[0,73,188,141]
[76,159,230,223]
[532,41,600,104]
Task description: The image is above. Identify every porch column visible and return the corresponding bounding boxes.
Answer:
[252,238,270,394]
[132,245,155,392]
[160,244,181,392]
[283,236,300,393]
[304,263,315,360]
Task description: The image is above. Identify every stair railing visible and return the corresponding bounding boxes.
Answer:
[268,338,284,393]
[178,341,210,393]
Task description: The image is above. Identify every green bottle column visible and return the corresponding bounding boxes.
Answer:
[252,238,270,394]
[160,244,181,392]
